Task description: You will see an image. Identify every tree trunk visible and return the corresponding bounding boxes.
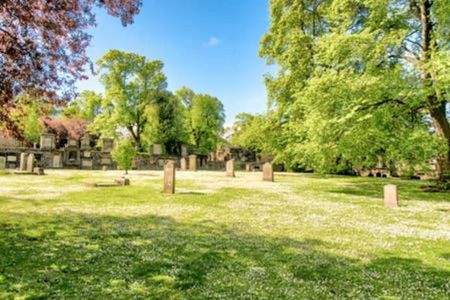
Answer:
[419,0,450,180]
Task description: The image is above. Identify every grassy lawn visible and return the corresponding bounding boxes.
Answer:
[0,170,449,299]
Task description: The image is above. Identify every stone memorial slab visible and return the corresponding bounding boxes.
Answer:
[81,159,93,168]
[245,163,251,172]
[157,159,165,167]
[19,153,27,172]
[52,154,62,168]
[181,145,188,157]
[26,153,35,173]
[164,160,176,194]
[153,144,163,155]
[83,151,91,158]
[384,184,399,208]
[263,162,274,182]
[189,155,197,171]
[226,159,235,177]
[40,134,55,150]
[68,139,78,147]
[7,155,17,162]
[101,157,111,165]
[180,157,187,171]
[0,157,6,169]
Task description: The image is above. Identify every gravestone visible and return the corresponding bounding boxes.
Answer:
[7,155,16,162]
[26,153,35,173]
[263,162,274,182]
[164,159,176,194]
[180,157,187,171]
[189,155,197,171]
[384,184,399,208]
[0,157,6,169]
[226,159,235,177]
[52,154,62,168]
[153,144,163,155]
[19,153,27,172]
[81,159,93,169]
[245,163,251,172]
[40,134,55,150]
[181,145,188,157]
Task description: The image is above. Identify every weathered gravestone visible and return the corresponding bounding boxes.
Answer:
[181,145,188,157]
[263,162,274,182]
[189,154,197,171]
[226,159,235,177]
[384,184,399,208]
[164,159,176,194]
[153,144,163,155]
[26,153,35,173]
[180,157,187,171]
[0,157,6,170]
[245,163,251,172]
[40,133,55,150]
[52,153,62,168]
[19,153,27,172]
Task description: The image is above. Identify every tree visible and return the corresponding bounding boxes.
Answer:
[175,87,195,108]
[112,139,136,174]
[260,0,449,178]
[144,90,188,155]
[189,94,225,154]
[9,95,44,146]
[0,0,142,137]
[93,50,168,151]
[62,91,103,122]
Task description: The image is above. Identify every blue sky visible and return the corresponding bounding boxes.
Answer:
[76,0,272,125]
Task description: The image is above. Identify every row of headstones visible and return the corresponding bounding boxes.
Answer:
[164,159,274,194]
[166,158,400,208]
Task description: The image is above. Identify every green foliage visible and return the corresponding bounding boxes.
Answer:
[144,90,188,155]
[112,139,136,174]
[10,95,44,145]
[189,94,225,154]
[259,0,450,174]
[92,50,167,150]
[62,91,103,122]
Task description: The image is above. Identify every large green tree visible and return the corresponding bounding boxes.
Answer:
[260,0,449,177]
[94,50,167,151]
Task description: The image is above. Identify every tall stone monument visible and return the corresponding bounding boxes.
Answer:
[164,159,176,194]
[189,154,197,171]
[19,153,27,172]
[384,184,399,208]
[226,159,235,177]
[180,157,187,171]
[26,153,35,173]
[263,162,274,182]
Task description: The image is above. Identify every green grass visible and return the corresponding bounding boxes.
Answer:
[0,170,449,299]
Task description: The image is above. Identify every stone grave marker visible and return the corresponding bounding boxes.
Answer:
[384,184,399,208]
[164,159,176,194]
[263,162,274,182]
[26,153,35,173]
[189,154,197,171]
[153,144,163,155]
[181,145,188,157]
[180,157,187,171]
[226,159,235,177]
[40,134,55,150]
[52,154,62,168]
[19,153,27,171]
[0,157,6,170]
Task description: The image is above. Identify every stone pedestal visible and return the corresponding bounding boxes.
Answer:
[180,157,187,171]
[19,153,27,172]
[263,162,274,182]
[226,159,235,177]
[26,153,35,173]
[384,184,399,208]
[164,160,176,194]
[189,155,197,171]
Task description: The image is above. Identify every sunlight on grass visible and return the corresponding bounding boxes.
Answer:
[0,170,449,298]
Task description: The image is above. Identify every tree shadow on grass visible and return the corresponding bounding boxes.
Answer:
[0,213,448,299]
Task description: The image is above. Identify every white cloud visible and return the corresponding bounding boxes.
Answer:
[205,36,221,47]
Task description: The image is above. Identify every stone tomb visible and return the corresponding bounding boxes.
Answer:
[189,154,197,171]
[226,159,235,177]
[164,159,176,194]
[180,157,187,171]
[263,162,274,182]
[384,184,399,208]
